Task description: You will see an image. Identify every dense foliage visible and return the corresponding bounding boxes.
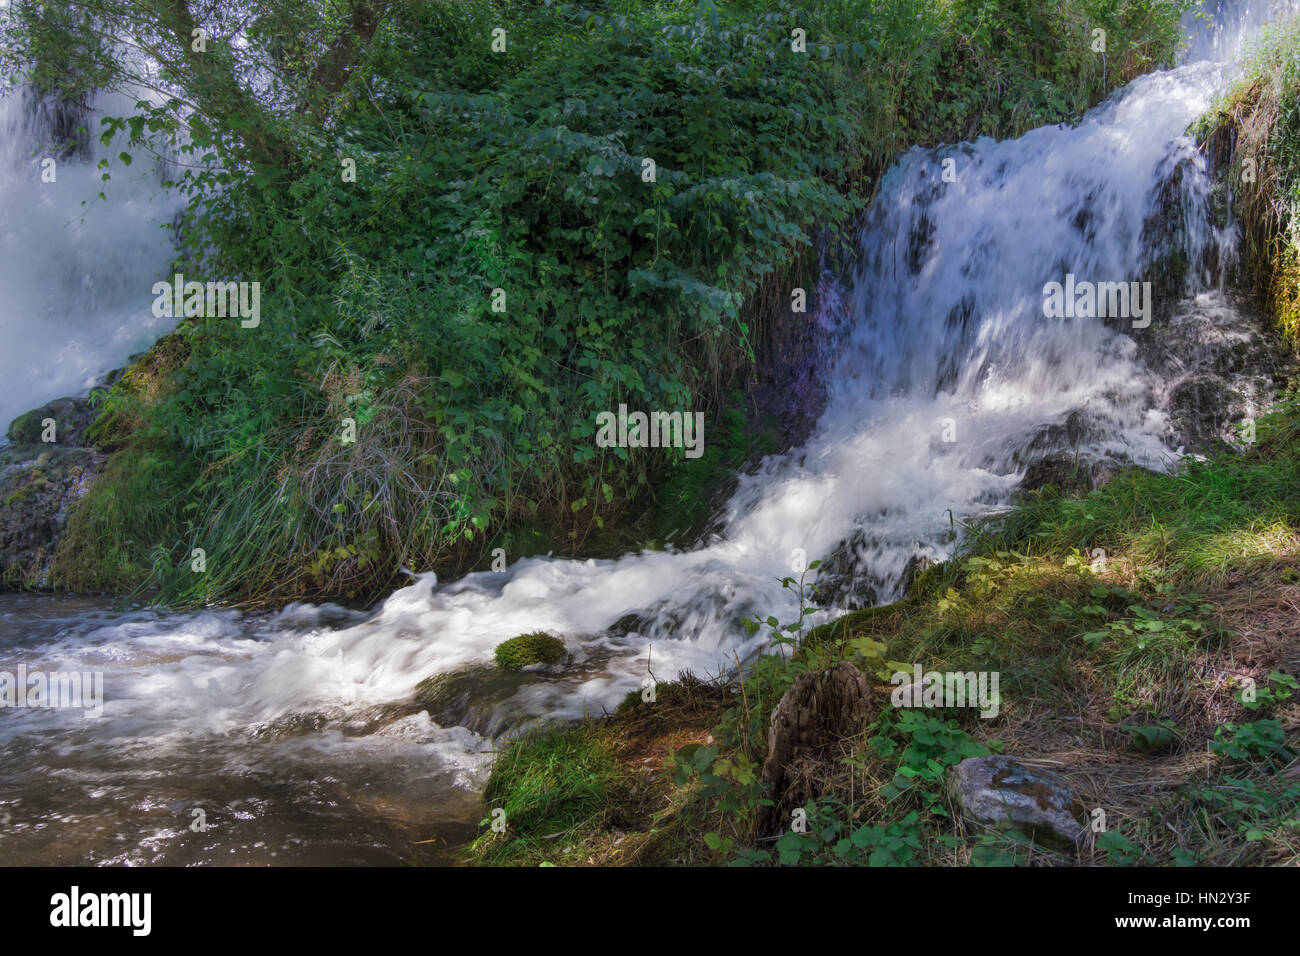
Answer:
[1199,16,1300,344]
[1,0,1186,604]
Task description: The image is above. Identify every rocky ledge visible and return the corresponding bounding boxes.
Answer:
[0,393,106,589]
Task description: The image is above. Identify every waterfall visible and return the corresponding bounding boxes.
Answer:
[0,1,1294,864]
[0,85,180,433]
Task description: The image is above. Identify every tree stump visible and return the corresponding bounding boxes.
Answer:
[758,661,875,835]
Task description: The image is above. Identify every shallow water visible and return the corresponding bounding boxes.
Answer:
[0,1,1294,865]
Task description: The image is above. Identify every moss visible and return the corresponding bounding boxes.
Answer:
[467,722,621,865]
[5,478,44,508]
[493,632,567,671]
[6,409,47,445]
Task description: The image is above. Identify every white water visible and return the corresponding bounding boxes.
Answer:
[0,86,180,432]
[0,2,1294,863]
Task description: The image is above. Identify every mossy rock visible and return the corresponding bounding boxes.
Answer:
[0,444,104,589]
[6,396,95,447]
[493,632,567,671]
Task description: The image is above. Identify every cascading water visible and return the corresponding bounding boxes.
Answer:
[1,3,1295,863]
[0,86,181,432]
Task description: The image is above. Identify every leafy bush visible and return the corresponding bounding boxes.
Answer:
[3,0,1185,604]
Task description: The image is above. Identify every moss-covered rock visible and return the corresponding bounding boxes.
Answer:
[493,632,566,671]
[0,444,104,589]
[6,395,98,447]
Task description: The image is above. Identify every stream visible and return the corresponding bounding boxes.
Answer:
[0,1,1294,864]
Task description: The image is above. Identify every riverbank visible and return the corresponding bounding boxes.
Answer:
[467,383,1300,867]
[462,20,1300,866]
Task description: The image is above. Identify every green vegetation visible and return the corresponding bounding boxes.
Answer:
[470,722,622,866]
[1198,15,1300,344]
[493,632,567,670]
[0,0,1186,605]
[469,391,1300,866]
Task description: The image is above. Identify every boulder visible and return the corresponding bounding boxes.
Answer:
[1018,453,1094,494]
[814,531,879,611]
[6,396,98,447]
[0,444,103,589]
[946,755,1087,850]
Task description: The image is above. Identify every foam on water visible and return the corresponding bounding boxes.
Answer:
[1,0,1295,862]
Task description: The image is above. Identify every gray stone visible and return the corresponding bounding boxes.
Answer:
[0,444,103,589]
[947,755,1087,850]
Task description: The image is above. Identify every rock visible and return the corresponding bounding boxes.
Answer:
[1019,453,1094,494]
[946,755,1087,850]
[411,664,533,736]
[1168,374,1240,454]
[0,444,104,589]
[608,612,651,637]
[899,553,933,591]
[758,662,875,834]
[1016,409,1105,462]
[6,395,97,447]
[814,532,879,611]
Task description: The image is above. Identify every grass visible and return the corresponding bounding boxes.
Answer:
[459,392,1300,867]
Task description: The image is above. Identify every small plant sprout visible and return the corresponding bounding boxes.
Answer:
[742,560,821,652]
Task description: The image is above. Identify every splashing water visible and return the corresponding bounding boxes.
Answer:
[0,86,181,432]
[0,3,1294,863]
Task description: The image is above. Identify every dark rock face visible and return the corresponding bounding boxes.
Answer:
[1168,374,1240,454]
[947,754,1088,851]
[814,531,880,611]
[1145,296,1289,454]
[758,661,875,835]
[1018,453,1094,494]
[749,251,857,450]
[0,396,105,590]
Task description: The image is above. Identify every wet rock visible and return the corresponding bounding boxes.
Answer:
[0,374,129,591]
[947,755,1087,850]
[6,396,97,447]
[1017,408,1105,461]
[608,612,651,637]
[1168,374,1241,454]
[899,553,933,593]
[759,662,875,835]
[413,665,522,735]
[1019,453,1094,494]
[814,532,879,611]
[0,443,103,589]
[410,665,536,737]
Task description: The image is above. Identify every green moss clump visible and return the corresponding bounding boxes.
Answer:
[6,409,47,445]
[493,632,566,671]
